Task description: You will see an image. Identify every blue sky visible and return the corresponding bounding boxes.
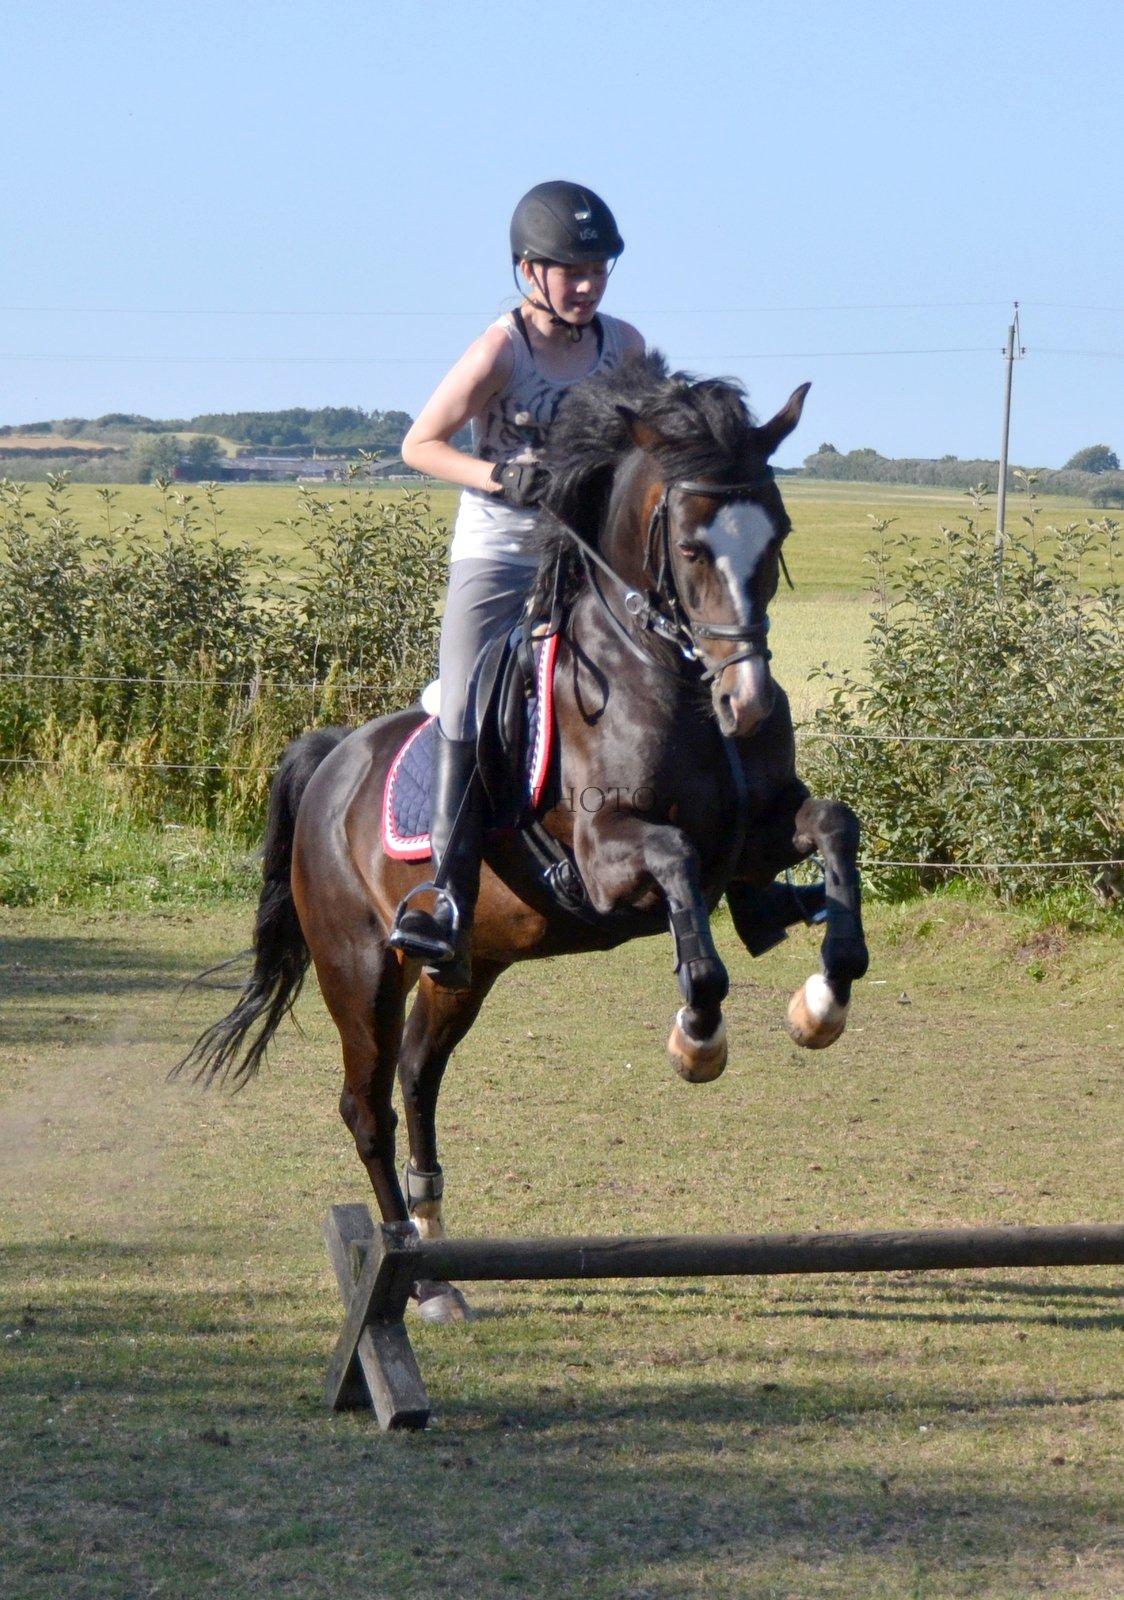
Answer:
[2,0,1120,468]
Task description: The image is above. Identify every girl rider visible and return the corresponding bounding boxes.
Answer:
[388,181,645,986]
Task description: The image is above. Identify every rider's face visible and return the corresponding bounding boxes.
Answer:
[523,259,609,324]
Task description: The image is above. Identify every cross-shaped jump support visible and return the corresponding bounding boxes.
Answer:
[322,1204,431,1430]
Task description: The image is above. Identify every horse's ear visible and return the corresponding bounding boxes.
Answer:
[753,382,811,458]
[617,405,667,453]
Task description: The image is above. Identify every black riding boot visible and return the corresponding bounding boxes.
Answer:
[726,878,827,957]
[388,732,482,989]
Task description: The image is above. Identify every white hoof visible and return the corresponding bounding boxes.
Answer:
[786,972,848,1049]
[415,1283,473,1324]
[668,1010,728,1082]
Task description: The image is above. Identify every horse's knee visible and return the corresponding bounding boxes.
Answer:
[342,1097,397,1165]
[796,797,861,859]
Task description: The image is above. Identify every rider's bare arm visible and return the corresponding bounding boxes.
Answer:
[617,321,646,360]
[401,325,515,493]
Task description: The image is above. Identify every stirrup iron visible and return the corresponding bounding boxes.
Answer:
[388,880,462,963]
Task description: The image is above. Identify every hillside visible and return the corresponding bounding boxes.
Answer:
[0,408,416,483]
[0,411,1121,501]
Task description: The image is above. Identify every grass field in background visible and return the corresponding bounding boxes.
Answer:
[1,895,1121,1599]
[13,476,1108,723]
[10,476,1111,587]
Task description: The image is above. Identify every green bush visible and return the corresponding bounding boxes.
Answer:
[803,491,1124,902]
[0,471,446,846]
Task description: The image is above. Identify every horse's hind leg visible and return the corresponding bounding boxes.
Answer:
[320,941,412,1224]
[786,797,869,1048]
[397,960,505,1324]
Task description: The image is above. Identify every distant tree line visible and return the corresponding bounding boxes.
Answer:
[0,408,421,483]
[183,406,414,451]
[803,442,1124,505]
[3,411,1120,503]
[0,407,413,451]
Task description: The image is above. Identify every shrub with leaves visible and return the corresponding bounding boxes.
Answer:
[0,469,446,840]
[803,488,1124,901]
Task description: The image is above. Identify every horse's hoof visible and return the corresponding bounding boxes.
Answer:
[668,1010,727,1082]
[410,1203,444,1242]
[786,973,848,1050]
[415,1280,473,1324]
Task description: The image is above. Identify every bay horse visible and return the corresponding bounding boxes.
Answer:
[179,354,869,1321]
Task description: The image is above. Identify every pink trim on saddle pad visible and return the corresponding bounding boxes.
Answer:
[381,631,560,862]
[529,629,559,810]
[382,717,433,861]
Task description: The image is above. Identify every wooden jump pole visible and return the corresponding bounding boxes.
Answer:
[323,1205,1124,1431]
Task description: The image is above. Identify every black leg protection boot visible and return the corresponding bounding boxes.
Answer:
[726,878,827,958]
[388,733,483,989]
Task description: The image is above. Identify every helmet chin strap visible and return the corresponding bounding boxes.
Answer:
[513,261,585,342]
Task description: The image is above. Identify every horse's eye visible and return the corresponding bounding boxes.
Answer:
[676,540,707,563]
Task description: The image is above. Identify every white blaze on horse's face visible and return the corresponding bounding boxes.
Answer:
[699,499,778,737]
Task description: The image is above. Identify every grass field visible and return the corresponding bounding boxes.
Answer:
[1,893,1121,1598]
[10,476,1111,586]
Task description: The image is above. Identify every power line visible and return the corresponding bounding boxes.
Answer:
[795,731,1124,744]
[0,347,1002,365]
[0,299,1017,318]
[1035,347,1124,359]
[1022,304,1124,315]
[864,859,1124,871]
[2,299,1120,318]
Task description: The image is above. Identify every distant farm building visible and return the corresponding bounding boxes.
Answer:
[207,453,403,483]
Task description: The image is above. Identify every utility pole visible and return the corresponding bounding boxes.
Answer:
[995,301,1025,583]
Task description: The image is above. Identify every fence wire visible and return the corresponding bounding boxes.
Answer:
[1,670,1121,744]
[2,671,1119,874]
[1,760,1120,872]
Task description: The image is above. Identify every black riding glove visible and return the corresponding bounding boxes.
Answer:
[489,459,547,508]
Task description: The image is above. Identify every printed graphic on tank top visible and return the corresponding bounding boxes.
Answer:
[449,311,629,566]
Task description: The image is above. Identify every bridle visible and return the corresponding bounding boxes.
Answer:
[546,469,791,683]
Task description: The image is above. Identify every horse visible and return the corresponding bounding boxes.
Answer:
[178,353,869,1322]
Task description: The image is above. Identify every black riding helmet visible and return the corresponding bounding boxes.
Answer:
[510,182,623,340]
[510,180,624,266]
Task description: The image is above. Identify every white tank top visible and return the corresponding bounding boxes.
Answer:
[449,311,630,566]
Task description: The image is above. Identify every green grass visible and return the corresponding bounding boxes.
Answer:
[10,476,1112,575]
[1,895,1121,1597]
[0,764,259,909]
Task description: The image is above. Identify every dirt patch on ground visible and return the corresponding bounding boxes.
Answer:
[1013,930,1067,964]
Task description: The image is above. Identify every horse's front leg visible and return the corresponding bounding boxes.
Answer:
[786,796,869,1049]
[575,815,730,1083]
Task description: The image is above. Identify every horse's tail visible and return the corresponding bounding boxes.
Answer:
[173,726,351,1088]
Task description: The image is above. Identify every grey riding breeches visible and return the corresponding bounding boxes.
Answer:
[437,556,539,739]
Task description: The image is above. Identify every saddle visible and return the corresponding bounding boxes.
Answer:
[383,626,591,914]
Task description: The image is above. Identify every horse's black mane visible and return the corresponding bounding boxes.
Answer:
[543,350,758,532]
[530,351,760,609]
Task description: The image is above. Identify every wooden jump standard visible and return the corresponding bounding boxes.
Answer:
[323,1204,1124,1431]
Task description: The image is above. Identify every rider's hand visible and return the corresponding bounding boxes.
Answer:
[489,459,548,508]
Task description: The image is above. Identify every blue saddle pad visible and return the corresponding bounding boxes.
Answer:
[383,633,558,860]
